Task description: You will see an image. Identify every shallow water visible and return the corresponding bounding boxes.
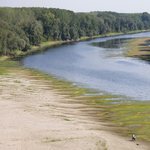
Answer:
[20,32,150,100]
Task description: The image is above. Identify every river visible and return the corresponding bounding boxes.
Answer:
[20,32,150,100]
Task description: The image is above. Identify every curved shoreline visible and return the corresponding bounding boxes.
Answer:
[0,67,149,150]
[0,30,150,62]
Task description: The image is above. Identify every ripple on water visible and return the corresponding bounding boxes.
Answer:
[20,32,150,100]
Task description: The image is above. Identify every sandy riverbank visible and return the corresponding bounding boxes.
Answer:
[0,68,149,150]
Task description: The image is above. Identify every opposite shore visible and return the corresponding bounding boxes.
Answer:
[1,29,150,62]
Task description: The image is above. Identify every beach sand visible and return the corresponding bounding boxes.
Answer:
[0,69,149,150]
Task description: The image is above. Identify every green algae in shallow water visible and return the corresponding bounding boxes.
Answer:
[80,96,125,106]
[104,103,150,141]
[0,67,7,75]
[24,68,55,81]
[0,59,20,67]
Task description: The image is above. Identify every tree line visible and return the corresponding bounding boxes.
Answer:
[0,7,150,56]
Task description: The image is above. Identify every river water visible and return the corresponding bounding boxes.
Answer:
[20,32,150,100]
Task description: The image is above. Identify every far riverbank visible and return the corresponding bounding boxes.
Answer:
[1,30,150,62]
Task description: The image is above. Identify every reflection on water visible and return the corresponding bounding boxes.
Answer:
[20,32,150,100]
[91,38,132,48]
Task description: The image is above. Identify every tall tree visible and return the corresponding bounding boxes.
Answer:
[42,12,60,40]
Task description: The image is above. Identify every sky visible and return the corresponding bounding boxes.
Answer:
[0,0,150,14]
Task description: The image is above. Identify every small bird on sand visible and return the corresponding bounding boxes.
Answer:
[132,134,136,140]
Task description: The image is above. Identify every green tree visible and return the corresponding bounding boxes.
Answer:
[51,25,60,40]
[70,25,79,39]
[115,19,120,32]
[62,24,70,40]
[78,28,85,38]
[143,20,149,29]
[142,12,150,24]
[28,20,43,45]
[42,12,60,40]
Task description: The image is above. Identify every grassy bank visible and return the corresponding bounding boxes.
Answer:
[126,37,150,61]
[1,29,150,62]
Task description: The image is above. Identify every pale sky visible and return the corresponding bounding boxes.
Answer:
[0,0,150,13]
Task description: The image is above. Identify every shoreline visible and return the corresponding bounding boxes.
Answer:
[0,30,150,62]
[0,67,149,150]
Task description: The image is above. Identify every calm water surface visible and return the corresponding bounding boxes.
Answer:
[20,32,150,100]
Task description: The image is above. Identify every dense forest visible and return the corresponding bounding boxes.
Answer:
[0,7,150,56]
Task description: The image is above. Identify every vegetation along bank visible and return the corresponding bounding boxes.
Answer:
[1,7,150,57]
[126,37,150,61]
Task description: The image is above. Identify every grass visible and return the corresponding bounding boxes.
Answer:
[50,139,61,142]
[126,37,150,61]
[13,80,21,83]
[0,55,5,59]
[80,30,150,41]
[101,143,106,147]
[80,36,89,39]
[96,140,101,145]
[0,59,20,67]
[40,41,55,46]
[9,50,22,56]
[44,137,61,143]
[44,104,50,107]
[64,118,72,121]
[102,102,150,141]
[0,67,7,75]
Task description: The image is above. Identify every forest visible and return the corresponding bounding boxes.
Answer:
[0,7,150,56]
